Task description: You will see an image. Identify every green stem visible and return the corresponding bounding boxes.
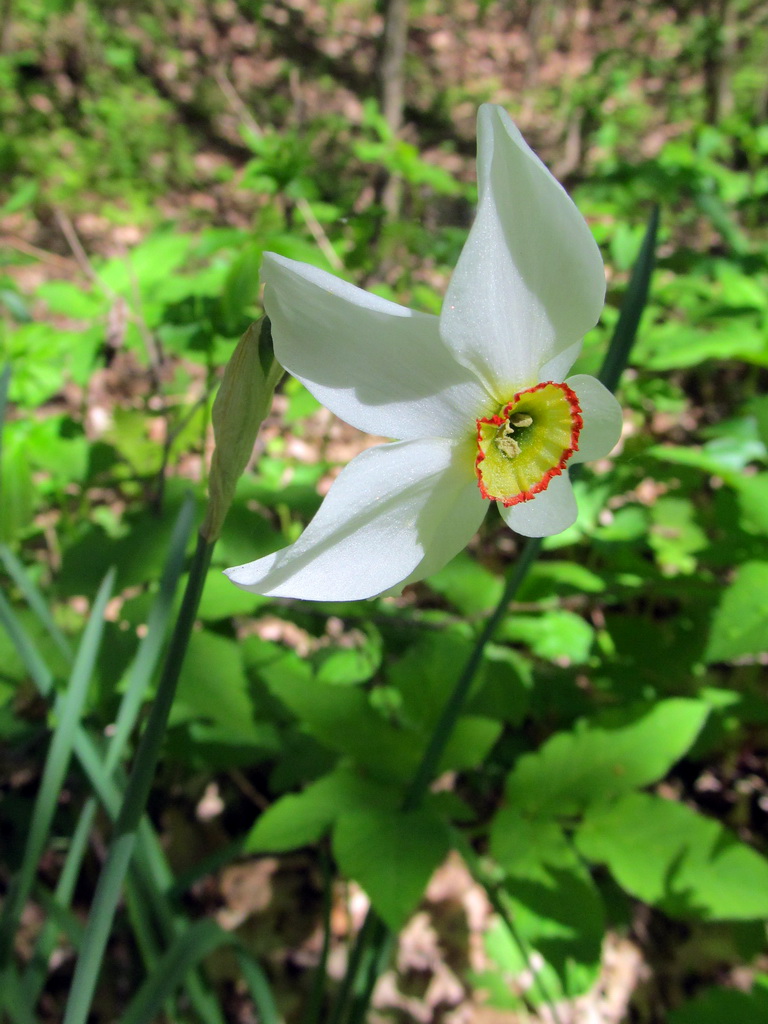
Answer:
[305,843,334,1024]
[326,908,380,1024]
[403,537,542,812]
[62,530,214,1024]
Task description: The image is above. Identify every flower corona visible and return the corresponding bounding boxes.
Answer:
[475,381,583,506]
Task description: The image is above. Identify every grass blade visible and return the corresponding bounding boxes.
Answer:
[104,493,196,774]
[63,531,214,1024]
[235,949,282,1024]
[0,363,10,455]
[120,920,230,1024]
[599,204,659,393]
[0,569,115,964]
[0,963,38,1024]
[0,544,73,661]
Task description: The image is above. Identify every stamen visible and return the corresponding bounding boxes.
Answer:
[509,412,533,429]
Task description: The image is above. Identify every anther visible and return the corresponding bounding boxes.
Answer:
[509,413,533,428]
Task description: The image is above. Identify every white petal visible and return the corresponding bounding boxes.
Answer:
[538,339,583,383]
[499,472,578,537]
[440,105,606,397]
[224,438,484,601]
[262,253,491,441]
[566,374,623,463]
[383,473,488,595]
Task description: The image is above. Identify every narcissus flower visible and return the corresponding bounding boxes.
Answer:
[225,105,622,601]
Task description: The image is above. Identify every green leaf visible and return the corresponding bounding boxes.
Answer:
[314,625,382,687]
[245,766,398,853]
[633,322,767,371]
[197,568,268,620]
[705,561,768,662]
[474,910,599,1010]
[171,630,276,749]
[0,426,35,542]
[576,792,768,920]
[100,232,192,295]
[749,396,768,451]
[504,699,709,817]
[668,985,768,1024]
[497,609,594,663]
[58,485,196,594]
[649,496,708,575]
[519,561,606,601]
[36,280,107,319]
[491,812,576,880]
[221,244,262,330]
[333,807,450,931]
[427,552,503,614]
[505,864,604,987]
[261,669,500,783]
[734,474,768,536]
[601,203,658,392]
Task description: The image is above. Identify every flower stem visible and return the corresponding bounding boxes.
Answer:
[62,529,214,1024]
[403,536,542,812]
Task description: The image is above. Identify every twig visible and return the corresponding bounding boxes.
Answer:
[52,209,110,289]
[0,235,77,272]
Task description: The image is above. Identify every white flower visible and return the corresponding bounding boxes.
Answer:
[225,105,622,601]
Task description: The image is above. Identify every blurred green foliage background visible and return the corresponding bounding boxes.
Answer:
[1,1,768,1022]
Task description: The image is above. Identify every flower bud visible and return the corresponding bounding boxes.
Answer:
[202,318,283,541]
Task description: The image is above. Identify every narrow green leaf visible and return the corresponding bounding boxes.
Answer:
[0,569,115,964]
[235,950,282,1024]
[120,920,233,1024]
[601,204,659,393]
[0,544,73,661]
[0,963,38,1024]
[0,365,10,426]
[0,527,220,1022]
[63,532,214,1024]
[105,493,196,772]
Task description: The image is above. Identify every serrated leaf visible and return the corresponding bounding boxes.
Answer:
[705,561,768,662]
[333,806,450,931]
[505,699,709,817]
[634,322,767,371]
[36,280,107,319]
[576,792,768,920]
